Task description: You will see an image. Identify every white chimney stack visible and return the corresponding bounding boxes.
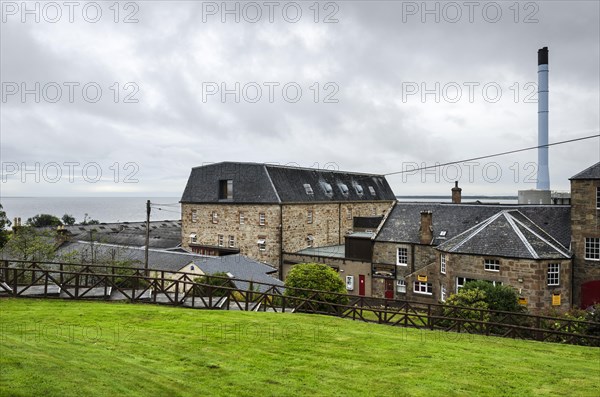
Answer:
[537,46,550,190]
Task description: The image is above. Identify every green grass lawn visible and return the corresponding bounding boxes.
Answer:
[1,298,598,397]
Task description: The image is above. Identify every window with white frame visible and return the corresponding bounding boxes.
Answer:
[347,208,352,220]
[211,211,218,224]
[397,247,408,266]
[597,187,600,209]
[239,212,245,225]
[440,254,446,274]
[484,259,500,272]
[397,279,406,293]
[547,263,560,286]
[217,234,224,247]
[189,233,197,244]
[191,210,198,223]
[585,237,600,260]
[257,237,266,251]
[259,212,266,226]
[440,285,447,302]
[307,210,313,224]
[228,235,235,248]
[413,281,432,295]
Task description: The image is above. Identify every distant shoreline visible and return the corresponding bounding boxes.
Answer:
[396,195,517,200]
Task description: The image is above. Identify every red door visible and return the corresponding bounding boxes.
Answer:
[384,279,394,299]
[581,280,600,308]
[359,275,365,296]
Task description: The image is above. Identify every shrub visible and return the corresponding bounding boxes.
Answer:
[462,280,524,313]
[193,272,234,297]
[284,263,349,313]
[442,288,489,332]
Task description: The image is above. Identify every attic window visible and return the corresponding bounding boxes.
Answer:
[320,182,333,197]
[439,231,447,237]
[355,184,364,196]
[368,186,376,195]
[189,233,197,243]
[338,183,349,196]
[303,183,314,195]
[306,234,314,247]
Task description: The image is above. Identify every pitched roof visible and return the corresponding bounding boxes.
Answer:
[375,202,571,248]
[180,162,396,204]
[570,162,600,180]
[436,210,571,260]
[55,241,282,291]
[61,220,182,249]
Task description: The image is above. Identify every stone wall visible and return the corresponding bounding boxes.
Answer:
[182,201,393,272]
[440,252,572,312]
[571,178,600,307]
[181,203,282,267]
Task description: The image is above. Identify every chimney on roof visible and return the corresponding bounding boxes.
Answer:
[451,181,462,204]
[419,211,433,245]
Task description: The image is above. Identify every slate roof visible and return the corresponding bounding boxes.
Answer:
[181,162,396,204]
[436,210,571,260]
[570,162,600,180]
[375,203,571,248]
[62,220,182,249]
[55,241,282,291]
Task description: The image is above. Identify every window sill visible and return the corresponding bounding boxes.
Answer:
[413,291,432,295]
[484,269,500,272]
[397,263,408,267]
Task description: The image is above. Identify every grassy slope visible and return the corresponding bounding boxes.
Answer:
[0,298,598,397]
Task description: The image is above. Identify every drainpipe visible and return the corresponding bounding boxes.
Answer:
[279,204,283,280]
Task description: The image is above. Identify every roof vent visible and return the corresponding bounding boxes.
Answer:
[303,183,314,195]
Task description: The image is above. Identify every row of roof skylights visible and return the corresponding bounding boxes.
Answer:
[303,182,377,197]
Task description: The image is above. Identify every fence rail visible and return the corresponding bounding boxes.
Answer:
[1,259,598,347]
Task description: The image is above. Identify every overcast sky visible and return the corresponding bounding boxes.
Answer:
[1,0,599,197]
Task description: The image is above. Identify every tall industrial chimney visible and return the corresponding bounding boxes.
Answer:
[537,47,550,190]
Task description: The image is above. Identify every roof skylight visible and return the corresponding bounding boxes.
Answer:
[303,183,314,195]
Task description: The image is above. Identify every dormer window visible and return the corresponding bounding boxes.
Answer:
[303,183,314,195]
[219,179,233,200]
[189,233,197,244]
[355,184,364,196]
[368,186,376,195]
[439,230,447,237]
[338,183,349,196]
[320,182,333,197]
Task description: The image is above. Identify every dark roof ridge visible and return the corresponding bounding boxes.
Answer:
[189,161,386,177]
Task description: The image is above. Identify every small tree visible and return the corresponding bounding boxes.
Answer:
[0,204,11,249]
[80,213,100,225]
[284,263,349,313]
[61,214,76,226]
[0,227,57,262]
[26,214,62,228]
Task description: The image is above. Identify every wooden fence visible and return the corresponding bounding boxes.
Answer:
[1,259,598,347]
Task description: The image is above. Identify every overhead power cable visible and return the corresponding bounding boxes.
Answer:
[384,134,600,176]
